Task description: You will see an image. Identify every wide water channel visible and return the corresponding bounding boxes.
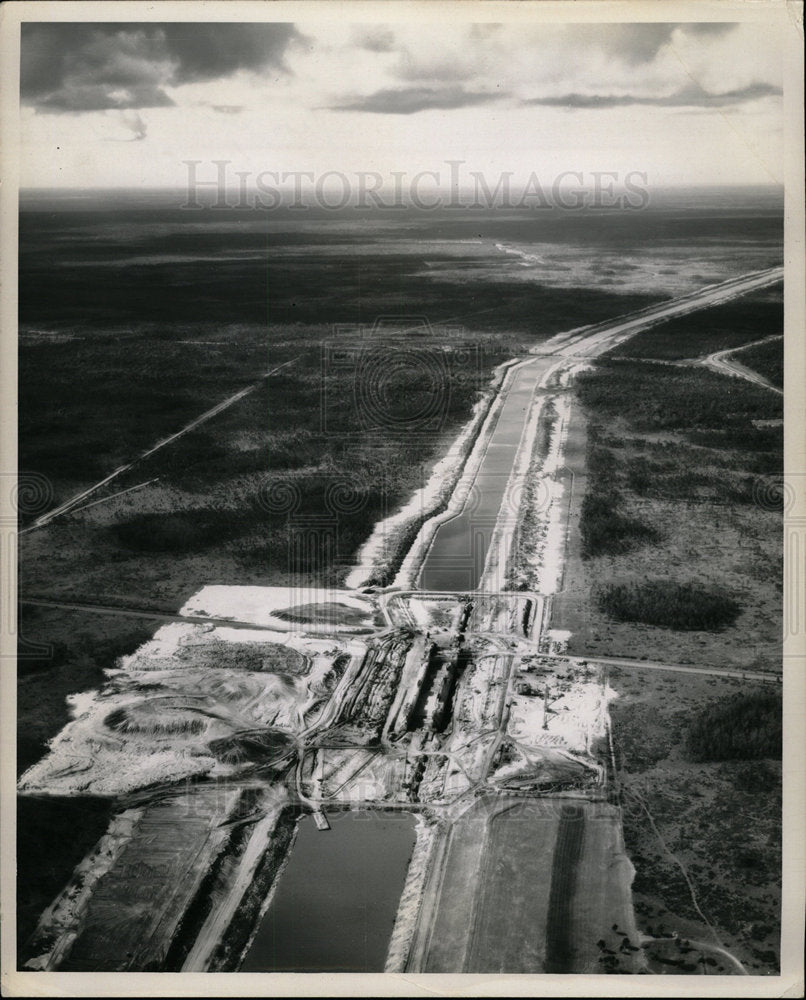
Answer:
[240,809,416,972]
[419,357,556,592]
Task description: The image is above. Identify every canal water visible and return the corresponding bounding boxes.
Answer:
[419,357,555,592]
[239,809,416,972]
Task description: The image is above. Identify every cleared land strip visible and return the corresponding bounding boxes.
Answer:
[543,804,586,973]
[411,798,642,973]
[180,790,289,973]
[551,653,781,683]
[24,357,298,531]
[37,785,241,972]
[537,266,783,358]
[19,597,284,632]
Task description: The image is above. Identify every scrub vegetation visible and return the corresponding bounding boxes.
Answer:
[736,337,784,389]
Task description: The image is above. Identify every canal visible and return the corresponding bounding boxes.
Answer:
[418,357,556,592]
[239,809,416,972]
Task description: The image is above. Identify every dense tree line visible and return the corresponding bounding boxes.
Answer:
[581,492,658,558]
[597,579,741,630]
[686,692,782,762]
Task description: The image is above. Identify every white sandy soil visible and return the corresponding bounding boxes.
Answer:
[181,585,375,630]
[19,617,360,797]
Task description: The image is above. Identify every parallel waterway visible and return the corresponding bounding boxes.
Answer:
[240,810,415,972]
[418,357,556,592]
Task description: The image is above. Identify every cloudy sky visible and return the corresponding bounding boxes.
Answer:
[18,18,784,190]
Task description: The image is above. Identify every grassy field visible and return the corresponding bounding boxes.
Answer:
[608,666,781,975]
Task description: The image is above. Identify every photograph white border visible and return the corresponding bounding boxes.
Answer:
[1,2,803,996]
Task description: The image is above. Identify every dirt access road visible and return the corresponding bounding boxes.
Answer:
[700,334,783,394]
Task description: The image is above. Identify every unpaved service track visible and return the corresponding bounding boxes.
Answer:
[26,357,298,531]
[701,335,783,394]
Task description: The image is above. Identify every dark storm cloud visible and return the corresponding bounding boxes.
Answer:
[522,81,781,110]
[331,85,502,114]
[160,23,300,83]
[21,23,300,112]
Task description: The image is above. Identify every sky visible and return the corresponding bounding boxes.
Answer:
[18,18,785,193]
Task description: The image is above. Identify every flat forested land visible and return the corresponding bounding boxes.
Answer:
[609,285,782,360]
[608,666,781,975]
[19,208,665,618]
[16,204,780,952]
[735,337,784,388]
[563,297,784,973]
[562,349,782,670]
[18,324,508,604]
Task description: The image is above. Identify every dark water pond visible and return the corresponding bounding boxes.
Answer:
[240,809,415,972]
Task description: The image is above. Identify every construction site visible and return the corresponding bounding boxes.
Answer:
[21,585,630,974]
[18,267,783,976]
